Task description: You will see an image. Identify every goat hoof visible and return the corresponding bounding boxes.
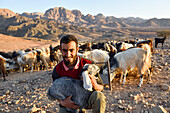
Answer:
[137,85,141,87]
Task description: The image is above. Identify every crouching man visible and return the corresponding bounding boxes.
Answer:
[49,34,106,113]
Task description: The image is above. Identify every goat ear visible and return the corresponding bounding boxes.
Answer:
[95,65,100,73]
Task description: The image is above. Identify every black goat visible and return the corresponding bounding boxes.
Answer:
[155,35,167,48]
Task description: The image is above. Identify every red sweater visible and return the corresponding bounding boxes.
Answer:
[52,57,93,81]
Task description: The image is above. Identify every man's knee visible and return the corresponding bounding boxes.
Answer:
[88,91,106,113]
[92,91,106,100]
[88,91,106,108]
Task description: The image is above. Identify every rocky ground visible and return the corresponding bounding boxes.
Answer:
[0,35,169,113]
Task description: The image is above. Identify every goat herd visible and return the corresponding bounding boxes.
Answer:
[0,35,167,88]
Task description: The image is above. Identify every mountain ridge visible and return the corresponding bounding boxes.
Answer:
[0,7,169,41]
[2,7,170,28]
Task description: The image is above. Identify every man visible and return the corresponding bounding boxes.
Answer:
[52,35,106,113]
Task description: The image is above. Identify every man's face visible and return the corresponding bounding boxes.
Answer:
[60,41,79,66]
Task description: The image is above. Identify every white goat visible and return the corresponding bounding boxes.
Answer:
[83,49,110,73]
[36,47,51,70]
[119,42,133,52]
[103,44,152,87]
[15,50,39,73]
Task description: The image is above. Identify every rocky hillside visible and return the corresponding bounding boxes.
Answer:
[142,18,170,27]
[0,14,93,40]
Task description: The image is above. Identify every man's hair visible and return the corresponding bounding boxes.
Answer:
[60,35,78,47]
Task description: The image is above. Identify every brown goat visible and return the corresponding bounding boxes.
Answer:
[0,57,8,81]
[137,39,153,53]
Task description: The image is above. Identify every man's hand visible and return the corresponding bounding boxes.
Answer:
[89,74,104,91]
[59,96,80,109]
[88,74,97,85]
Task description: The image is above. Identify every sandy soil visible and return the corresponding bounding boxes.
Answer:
[0,34,59,52]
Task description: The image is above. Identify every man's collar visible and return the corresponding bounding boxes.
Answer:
[63,56,80,71]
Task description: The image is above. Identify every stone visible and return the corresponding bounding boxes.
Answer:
[32,86,38,90]
[19,80,27,83]
[127,105,133,110]
[163,62,168,66]
[12,84,15,87]
[118,105,125,110]
[118,100,122,104]
[23,84,29,90]
[161,84,169,91]
[149,106,168,113]
[133,94,140,100]
[13,100,20,104]
[13,81,19,84]
[6,90,10,94]
[8,101,12,104]
[29,105,41,112]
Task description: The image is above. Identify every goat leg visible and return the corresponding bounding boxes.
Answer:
[138,74,144,87]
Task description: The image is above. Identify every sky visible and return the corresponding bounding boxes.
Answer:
[0,0,170,19]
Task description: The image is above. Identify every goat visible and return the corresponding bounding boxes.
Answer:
[103,43,117,61]
[0,57,8,80]
[118,42,133,52]
[49,45,60,65]
[103,44,152,87]
[91,42,105,50]
[83,49,109,74]
[0,52,12,59]
[108,44,117,61]
[155,35,167,48]
[104,43,111,51]
[36,47,52,70]
[136,39,153,53]
[79,42,92,53]
[47,64,100,113]
[0,55,13,64]
[15,50,39,73]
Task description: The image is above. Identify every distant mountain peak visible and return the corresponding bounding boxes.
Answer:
[0,8,16,17]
